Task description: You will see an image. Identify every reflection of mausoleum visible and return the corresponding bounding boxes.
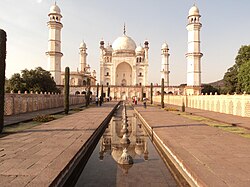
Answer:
[99,105,149,173]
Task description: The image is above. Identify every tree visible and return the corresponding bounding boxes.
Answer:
[223,65,238,94]
[238,61,250,93]
[223,45,250,94]
[161,78,164,108]
[0,29,7,133]
[150,83,153,105]
[64,67,70,114]
[201,84,219,95]
[8,67,60,93]
[85,78,91,106]
[8,73,26,93]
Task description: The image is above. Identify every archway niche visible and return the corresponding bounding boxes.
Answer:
[116,62,132,86]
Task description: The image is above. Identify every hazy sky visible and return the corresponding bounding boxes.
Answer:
[1,0,250,85]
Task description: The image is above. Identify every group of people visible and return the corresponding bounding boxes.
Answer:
[95,95,103,106]
[133,96,138,105]
[132,96,147,108]
[95,94,147,108]
[95,95,112,106]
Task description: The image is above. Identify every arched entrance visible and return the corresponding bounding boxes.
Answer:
[116,62,132,86]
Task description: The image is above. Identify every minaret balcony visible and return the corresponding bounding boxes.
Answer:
[185,52,203,57]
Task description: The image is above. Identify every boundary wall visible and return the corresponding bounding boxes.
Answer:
[4,92,85,116]
[153,94,250,117]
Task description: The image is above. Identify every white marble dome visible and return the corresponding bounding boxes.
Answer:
[50,4,61,14]
[162,42,168,49]
[189,5,199,16]
[106,45,113,52]
[112,35,137,51]
[136,45,144,53]
[80,41,86,48]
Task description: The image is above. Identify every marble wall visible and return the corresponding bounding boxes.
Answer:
[153,93,250,117]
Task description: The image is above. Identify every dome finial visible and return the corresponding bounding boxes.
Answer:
[123,23,126,35]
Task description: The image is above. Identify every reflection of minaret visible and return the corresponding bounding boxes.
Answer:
[46,2,63,85]
[161,42,170,86]
[144,140,149,161]
[99,137,104,161]
[186,4,203,94]
[79,41,87,73]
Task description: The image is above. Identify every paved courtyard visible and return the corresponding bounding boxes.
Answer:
[135,104,250,186]
[0,102,118,186]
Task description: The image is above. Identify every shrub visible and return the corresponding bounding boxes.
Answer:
[33,115,55,122]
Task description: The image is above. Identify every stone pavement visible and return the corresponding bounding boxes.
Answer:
[0,102,118,187]
[135,104,250,187]
[166,104,250,130]
[4,103,87,126]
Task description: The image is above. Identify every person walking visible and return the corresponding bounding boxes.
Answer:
[135,96,138,105]
[95,95,99,106]
[99,95,103,106]
[143,97,147,108]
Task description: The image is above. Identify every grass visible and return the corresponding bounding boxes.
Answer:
[164,107,179,112]
[2,107,86,134]
[170,111,250,139]
[3,121,41,133]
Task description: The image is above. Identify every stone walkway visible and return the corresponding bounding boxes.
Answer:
[135,104,250,187]
[0,102,118,187]
[4,103,87,126]
[166,104,250,130]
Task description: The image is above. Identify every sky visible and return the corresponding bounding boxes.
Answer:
[1,0,250,86]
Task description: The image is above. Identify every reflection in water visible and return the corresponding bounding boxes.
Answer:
[75,103,178,187]
[99,104,148,174]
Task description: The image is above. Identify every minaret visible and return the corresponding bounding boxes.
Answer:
[79,41,87,73]
[99,39,105,85]
[46,2,63,85]
[144,40,149,85]
[186,4,203,94]
[161,42,170,86]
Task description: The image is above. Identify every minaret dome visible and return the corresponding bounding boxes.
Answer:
[49,3,61,14]
[161,42,168,50]
[80,41,87,49]
[188,5,200,16]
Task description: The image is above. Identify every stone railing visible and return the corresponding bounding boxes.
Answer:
[153,94,250,117]
[4,92,86,116]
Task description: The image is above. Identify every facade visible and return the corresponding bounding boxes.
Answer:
[185,4,203,95]
[47,3,96,87]
[45,3,204,97]
[100,28,149,86]
[161,42,170,86]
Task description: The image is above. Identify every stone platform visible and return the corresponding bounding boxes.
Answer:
[135,104,250,186]
[0,102,119,186]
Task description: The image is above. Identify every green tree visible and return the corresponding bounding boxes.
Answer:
[223,65,238,94]
[238,61,250,93]
[0,29,7,133]
[201,84,219,95]
[8,67,60,93]
[5,78,10,92]
[223,45,250,94]
[64,67,70,114]
[8,73,26,92]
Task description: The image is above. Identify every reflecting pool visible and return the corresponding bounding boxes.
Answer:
[75,104,178,187]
